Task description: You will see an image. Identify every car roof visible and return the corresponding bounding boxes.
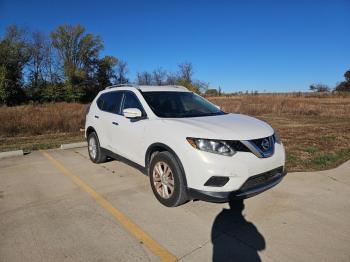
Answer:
[138,85,189,92]
[103,84,190,93]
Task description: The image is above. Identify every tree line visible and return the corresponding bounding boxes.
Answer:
[1,24,349,106]
[309,70,350,93]
[0,24,210,106]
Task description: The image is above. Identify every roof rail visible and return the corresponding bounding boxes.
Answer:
[104,84,188,90]
[172,85,188,90]
[105,84,137,90]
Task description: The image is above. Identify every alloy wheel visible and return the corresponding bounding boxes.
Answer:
[152,161,175,199]
[88,136,97,159]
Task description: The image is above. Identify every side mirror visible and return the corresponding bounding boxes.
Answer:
[123,108,142,119]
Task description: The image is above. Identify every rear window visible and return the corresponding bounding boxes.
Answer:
[97,91,123,114]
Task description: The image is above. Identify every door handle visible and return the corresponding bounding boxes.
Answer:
[94,115,99,119]
[112,122,119,126]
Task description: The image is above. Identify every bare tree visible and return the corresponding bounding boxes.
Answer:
[152,68,167,85]
[115,60,128,84]
[44,43,62,84]
[27,32,50,88]
[178,62,193,82]
[165,72,178,85]
[136,71,152,85]
[309,83,330,92]
[193,80,209,94]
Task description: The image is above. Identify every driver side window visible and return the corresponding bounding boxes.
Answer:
[122,92,145,116]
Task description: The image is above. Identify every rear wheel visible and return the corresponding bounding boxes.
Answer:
[149,151,188,207]
[87,132,107,163]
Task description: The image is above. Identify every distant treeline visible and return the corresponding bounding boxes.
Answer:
[0,24,211,105]
[0,24,349,106]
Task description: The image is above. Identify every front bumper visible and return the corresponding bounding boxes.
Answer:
[180,141,286,192]
[188,166,287,202]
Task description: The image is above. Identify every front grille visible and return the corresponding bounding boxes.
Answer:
[240,166,283,192]
[217,135,275,157]
[227,141,250,152]
[240,135,275,158]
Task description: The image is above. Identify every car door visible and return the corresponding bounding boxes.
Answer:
[98,91,124,152]
[111,91,148,165]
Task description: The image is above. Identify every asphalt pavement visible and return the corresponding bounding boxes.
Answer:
[1,147,349,262]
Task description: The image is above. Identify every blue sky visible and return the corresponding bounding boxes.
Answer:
[1,0,349,92]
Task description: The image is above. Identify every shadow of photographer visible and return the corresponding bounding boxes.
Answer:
[211,199,265,262]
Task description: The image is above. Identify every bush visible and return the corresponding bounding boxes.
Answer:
[205,89,219,96]
[335,81,350,92]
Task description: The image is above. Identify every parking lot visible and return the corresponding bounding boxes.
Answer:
[1,147,349,262]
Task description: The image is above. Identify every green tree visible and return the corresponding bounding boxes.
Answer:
[0,25,30,105]
[177,78,200,93]
[51,24,103,101]
[41,83,65,102]
[96,55,118,88]
[335,69,350,92]
[344,70,350,82]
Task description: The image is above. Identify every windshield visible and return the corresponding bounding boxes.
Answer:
[141,91,227,118]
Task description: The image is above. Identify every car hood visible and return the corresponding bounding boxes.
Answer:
[162,113,274,140]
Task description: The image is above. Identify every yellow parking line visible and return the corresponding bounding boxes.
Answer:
[42,151,177,262]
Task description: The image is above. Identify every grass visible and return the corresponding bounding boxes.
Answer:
[0,132,84,152]
[0,102,86,152]
[208,93,350,172]
[311,148,350,169]
[305,145,318,154]
[0,102,87,137]
[1,93,350,172]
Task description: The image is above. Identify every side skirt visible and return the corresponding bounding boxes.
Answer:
[100,148,147,175]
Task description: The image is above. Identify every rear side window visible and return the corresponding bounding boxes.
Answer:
[97,96,104,109]
[97,91,123,114]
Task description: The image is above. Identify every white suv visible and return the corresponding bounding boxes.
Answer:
[85,85,286,207]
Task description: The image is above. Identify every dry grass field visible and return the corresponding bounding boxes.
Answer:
[209,94,350,171]
[1,93,349,172]
[0,103,86,152]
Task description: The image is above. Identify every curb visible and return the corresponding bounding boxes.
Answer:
[60,142,87,150]
[0,150,24,159]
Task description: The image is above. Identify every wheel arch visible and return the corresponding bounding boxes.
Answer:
[145,143,188,187]
[86,126,96,138]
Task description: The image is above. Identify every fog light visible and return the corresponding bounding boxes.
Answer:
[204,176,229,187]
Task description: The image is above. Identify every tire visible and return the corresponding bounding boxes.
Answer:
[149,151,188,207]
[87,132,107,163]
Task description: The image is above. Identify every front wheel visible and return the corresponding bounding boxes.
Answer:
[87,132,107,163]
[149,151,188,207]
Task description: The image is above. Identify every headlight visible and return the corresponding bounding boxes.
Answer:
[186,137,236,156]
[273,129,281,144]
